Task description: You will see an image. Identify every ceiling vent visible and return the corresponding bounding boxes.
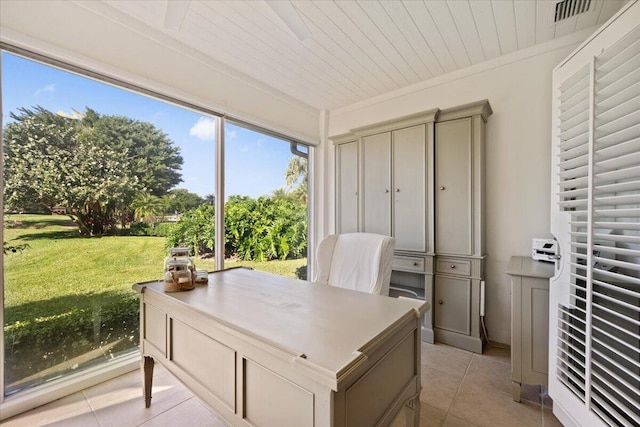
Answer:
[555,0,592,22]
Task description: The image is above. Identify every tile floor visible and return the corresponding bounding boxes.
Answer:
[4,342,562,427]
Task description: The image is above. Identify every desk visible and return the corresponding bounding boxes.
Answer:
[507,256,554,402]
[133,267,428,426]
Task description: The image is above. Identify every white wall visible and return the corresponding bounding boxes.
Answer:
[326,32,593,344]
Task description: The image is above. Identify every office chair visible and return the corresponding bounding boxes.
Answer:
[314,232,395,296]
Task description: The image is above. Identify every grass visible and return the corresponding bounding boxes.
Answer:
[4,214,306,313]
[3,214,307,391]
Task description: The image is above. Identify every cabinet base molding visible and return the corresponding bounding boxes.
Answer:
[434,328,485,354]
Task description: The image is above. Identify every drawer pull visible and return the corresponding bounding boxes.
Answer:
[450,264,456,269]
[413,262,418,266]
[438,300,443,305]
[440,186,446,190]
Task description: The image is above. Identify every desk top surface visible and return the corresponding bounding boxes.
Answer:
[135,267,427,378]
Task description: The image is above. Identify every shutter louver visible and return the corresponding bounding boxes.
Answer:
[555,23,640,427]
[590,25,640,426]
[556,63,591,403]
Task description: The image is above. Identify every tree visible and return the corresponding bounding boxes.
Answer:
[3,107,184,235]
[131,193,165,224]
[85,110,182,196]
[163,189,205,214]
[284,156,308,204]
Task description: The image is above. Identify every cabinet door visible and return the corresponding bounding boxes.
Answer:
[435,118,472,255]
[336,141,359,233]
[521,277,549,383]
[362,132,391,236]
[434,275,471,335]
[392,125,426,252]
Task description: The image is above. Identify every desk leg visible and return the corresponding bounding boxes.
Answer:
[404,394,420,427]
[143,356,155,408]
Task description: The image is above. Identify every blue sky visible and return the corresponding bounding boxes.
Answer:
[1,51,299,198]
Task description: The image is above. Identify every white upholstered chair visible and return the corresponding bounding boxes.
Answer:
[313,233,395,296]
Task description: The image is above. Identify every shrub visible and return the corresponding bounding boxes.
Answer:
[4,292,139,387]
[165,195,307,261]
[128,221,175,237]
[127,222,151,236]
[224,195,307,261]
[165,204,215,255]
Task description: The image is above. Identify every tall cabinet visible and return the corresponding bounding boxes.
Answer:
[433,102,491,353]
[331,100,491,353]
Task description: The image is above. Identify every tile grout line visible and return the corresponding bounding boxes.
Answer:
[81,388,103,427]
[441,352,479,427]
[136,391,195,426]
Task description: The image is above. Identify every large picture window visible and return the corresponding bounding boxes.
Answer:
[0,50,310,406]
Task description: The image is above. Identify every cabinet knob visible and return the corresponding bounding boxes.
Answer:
[413,262,418,266]
[395,188,400,192]
[440,186,446,190]
[384,189,389,193]
[438,300,443,305]
[450,264,456,269]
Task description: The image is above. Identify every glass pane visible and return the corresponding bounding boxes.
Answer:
[223,122,308,279]
[2,51,216,396]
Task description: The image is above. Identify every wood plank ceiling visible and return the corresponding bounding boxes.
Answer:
[100,0,626,111]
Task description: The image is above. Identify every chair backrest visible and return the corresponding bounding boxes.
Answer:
[313,233,395,296]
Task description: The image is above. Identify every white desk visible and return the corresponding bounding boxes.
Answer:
[133,267,428,426]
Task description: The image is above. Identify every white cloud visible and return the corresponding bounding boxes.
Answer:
[189,117,217,140]
[242,146,249,152]
[226,129,237,141]
[34,84,55,97]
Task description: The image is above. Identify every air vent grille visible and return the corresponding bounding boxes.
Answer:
[555,0,592,22]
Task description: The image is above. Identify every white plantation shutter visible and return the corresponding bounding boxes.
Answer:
[551,3,640,426]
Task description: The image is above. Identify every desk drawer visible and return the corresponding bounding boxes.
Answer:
[436,258,471,276]
[393,256,425,273]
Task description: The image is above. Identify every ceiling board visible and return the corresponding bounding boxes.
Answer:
[403,0,458,73]
[447,0,487,65]
[492,0,519,54]
[359,1,432,81]
[424,0,472,69]
[340,1,420,84]
[514,0,537,50]
[468,1,502,60]
[68,0,629,111]
[380,1,443,77]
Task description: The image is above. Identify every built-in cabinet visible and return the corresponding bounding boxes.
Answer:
[432,105,489,353]
[362,124,427,252]
[331,100,491,353]
[334,137,359,234]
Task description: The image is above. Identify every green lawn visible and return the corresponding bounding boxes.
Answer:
[4,214,306,313]
[3,214,306,392]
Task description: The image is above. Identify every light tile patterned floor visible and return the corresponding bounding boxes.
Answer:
[4,343,562,426]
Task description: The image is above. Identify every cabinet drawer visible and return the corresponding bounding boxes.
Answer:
[436,258,471,276]
[393,256,425,273]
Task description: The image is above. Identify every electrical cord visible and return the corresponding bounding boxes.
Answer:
[480,315,510,350]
